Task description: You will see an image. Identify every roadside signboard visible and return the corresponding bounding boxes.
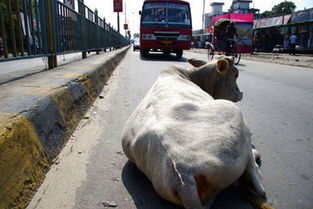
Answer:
[114,0,123,12]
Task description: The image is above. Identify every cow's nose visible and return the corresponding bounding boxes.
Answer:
[233,92,243,102]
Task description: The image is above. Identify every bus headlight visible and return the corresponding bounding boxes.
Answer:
[177,35,191,41]
[142,34,156,40]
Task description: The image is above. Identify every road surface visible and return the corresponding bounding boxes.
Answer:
[27,50,313,209]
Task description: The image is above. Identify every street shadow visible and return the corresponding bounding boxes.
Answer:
[0,68,46,85]
[122,161,254,209]
[139,52,188,63]
[236,63,246,67]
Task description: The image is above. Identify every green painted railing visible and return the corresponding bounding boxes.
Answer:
[0,0,129,68]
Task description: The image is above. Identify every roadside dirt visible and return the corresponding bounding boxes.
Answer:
[188,49,313,69]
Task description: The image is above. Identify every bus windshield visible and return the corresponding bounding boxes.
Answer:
[142,2,191,27]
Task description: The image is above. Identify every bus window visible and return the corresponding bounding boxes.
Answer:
[141,2,191,26]
[142,3,166,24]
[167,3,191,26]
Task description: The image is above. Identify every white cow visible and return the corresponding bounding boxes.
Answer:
[122,56,273,209]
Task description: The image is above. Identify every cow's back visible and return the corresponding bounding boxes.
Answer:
[159,99,251,184]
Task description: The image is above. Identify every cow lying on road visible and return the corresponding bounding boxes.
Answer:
[122,56,272,209]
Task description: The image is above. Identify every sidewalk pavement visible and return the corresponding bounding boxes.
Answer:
[188,48,313,68]
[0,46,130,209]
[0,52,98,85]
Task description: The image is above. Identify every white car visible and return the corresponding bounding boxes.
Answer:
[133,38,140,51]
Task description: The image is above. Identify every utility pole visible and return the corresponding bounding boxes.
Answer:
[124,1,127,37]
[202,0,205,33]
[117,12,120,33]
[282,0,287,25]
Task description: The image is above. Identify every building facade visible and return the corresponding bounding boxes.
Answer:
[204,0,259,30]
[204,2,225,30]
[229,0,252,14]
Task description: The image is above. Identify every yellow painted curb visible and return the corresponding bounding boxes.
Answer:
[77,74,97,101]
[0,113,49,209]
[50,86,84,134]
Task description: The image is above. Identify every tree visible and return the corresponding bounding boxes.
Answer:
[262,1,296,18]
[272,1,296,16]
[261,10,274,18]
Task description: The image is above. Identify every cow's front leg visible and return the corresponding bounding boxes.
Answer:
[239,152,273,209]
[252,144,261,168]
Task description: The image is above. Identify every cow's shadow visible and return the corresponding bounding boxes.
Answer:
[122,161,254,209]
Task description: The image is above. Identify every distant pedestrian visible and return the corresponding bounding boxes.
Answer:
[289,34,297,55]
[198,40,202,48]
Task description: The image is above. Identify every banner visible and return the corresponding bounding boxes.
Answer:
[114,0,123,12]
[254,14,291,28]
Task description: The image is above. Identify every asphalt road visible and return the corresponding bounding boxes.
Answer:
[27,50,313,209]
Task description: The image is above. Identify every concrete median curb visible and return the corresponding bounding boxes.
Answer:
[0,46,130,209]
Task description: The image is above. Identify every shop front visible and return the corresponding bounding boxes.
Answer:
[253,8,313,53]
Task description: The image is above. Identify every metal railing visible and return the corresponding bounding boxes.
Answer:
[0,0,129,68]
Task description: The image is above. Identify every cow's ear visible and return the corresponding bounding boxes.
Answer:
[225,56,234,65]
[216,58,228,75]
[188,58,207,67]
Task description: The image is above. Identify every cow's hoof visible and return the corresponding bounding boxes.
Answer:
[252,146,262,167]
[255,154,262,167]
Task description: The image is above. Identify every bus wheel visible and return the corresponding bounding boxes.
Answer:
[175,50,183,59]
[140,49,149,57]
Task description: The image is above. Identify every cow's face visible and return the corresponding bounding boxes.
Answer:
[214,56,243,102]
[188,56,243,102]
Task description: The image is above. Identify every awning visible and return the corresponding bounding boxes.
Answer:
[290,8,313,23]
[254,14,291,28]
[212,13,254,26]
[229,13,254,23]
[254,8,313,29]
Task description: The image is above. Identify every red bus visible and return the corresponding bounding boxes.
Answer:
[139,0,192,58]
